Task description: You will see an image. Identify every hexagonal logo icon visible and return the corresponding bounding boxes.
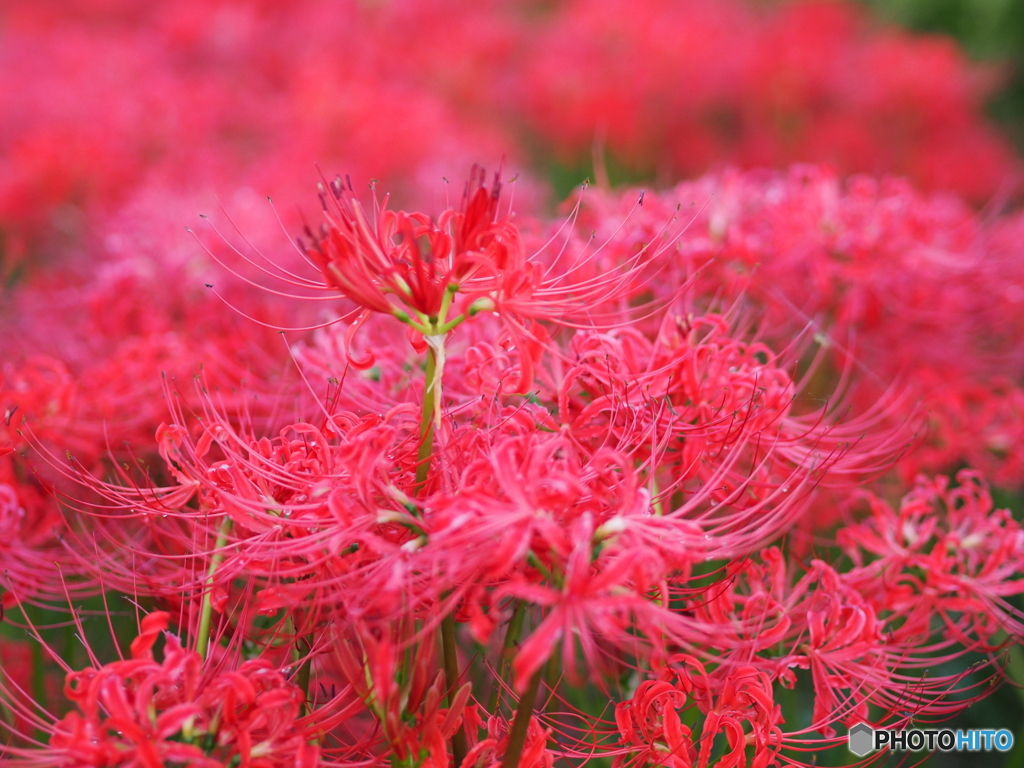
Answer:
[848,722,874,756]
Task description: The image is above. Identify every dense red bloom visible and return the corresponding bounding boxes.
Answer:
[579,165,1024,490]
[0,464,76,608]
[10,157,1022,768]
[2,613,322,768]
[463,710,555,768]
[333,621,472,768]
[839,471,1024,642]
[1,1,1022,759]
[615,656,782,768]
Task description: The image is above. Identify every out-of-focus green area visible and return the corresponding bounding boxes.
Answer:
[863,0,1024,149]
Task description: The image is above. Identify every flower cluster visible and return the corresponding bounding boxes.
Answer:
[4,165,1023,766]
[579,165,1024,487]
[3,612,324,767]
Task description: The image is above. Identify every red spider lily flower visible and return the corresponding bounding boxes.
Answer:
[501,514,669,690]
[6,0,1024,763]
[462,709,555,768]
[518,0,1016,201]
[615,656,782,768]
[839,470,1024,642]
[787,567,879,737]
[666,546,1004,740]
[298,168,658,396]
[47,365,420,615]
[2,612,324,768]
[689,665,782,768]
[581,166,1024,487]
[1,358,79,456]
[305,166,514,320]
[615,679,697,768]
[0,470,76,608]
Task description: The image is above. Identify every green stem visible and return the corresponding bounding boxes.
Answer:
[293,618,312,716]
[436,313,468,335]
[197,515,233,661]
[414,346,437,493]
[650,475,663,516]
[543,646,560,714]
[30,611,45,741]
[414,343,468,765]
[670,488,685,514]
[437,284,457,326]
[489,601,526,714]
[296,660,312,716]
[441,612,469,767]
[500,668,543,768]
[527,551,559,586]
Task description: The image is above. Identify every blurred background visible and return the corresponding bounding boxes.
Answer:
[863,0,1024,147]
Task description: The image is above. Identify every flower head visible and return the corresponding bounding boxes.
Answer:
[3,612,324,768]
[305,166,516,324]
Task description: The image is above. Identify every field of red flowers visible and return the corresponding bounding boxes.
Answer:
[2,1,1024,766]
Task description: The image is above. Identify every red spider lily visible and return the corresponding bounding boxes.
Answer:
[689,664,782,768]
[1,612,329,768]
[298,169,661,394]
[1,358,80,456]
[3,0,1024,764]
[27,159,1017,768]
[0,465,84,609]
[671,549,1006,739]
[462,708,555,768]
[615,679,697,768]
[499,514,669,689]
[0,0,1011,286]
[304,167,516,320]
[40,235,924,768]
[517,0,1016,201]
[839,470,1024,642]
[615,656,782,768]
